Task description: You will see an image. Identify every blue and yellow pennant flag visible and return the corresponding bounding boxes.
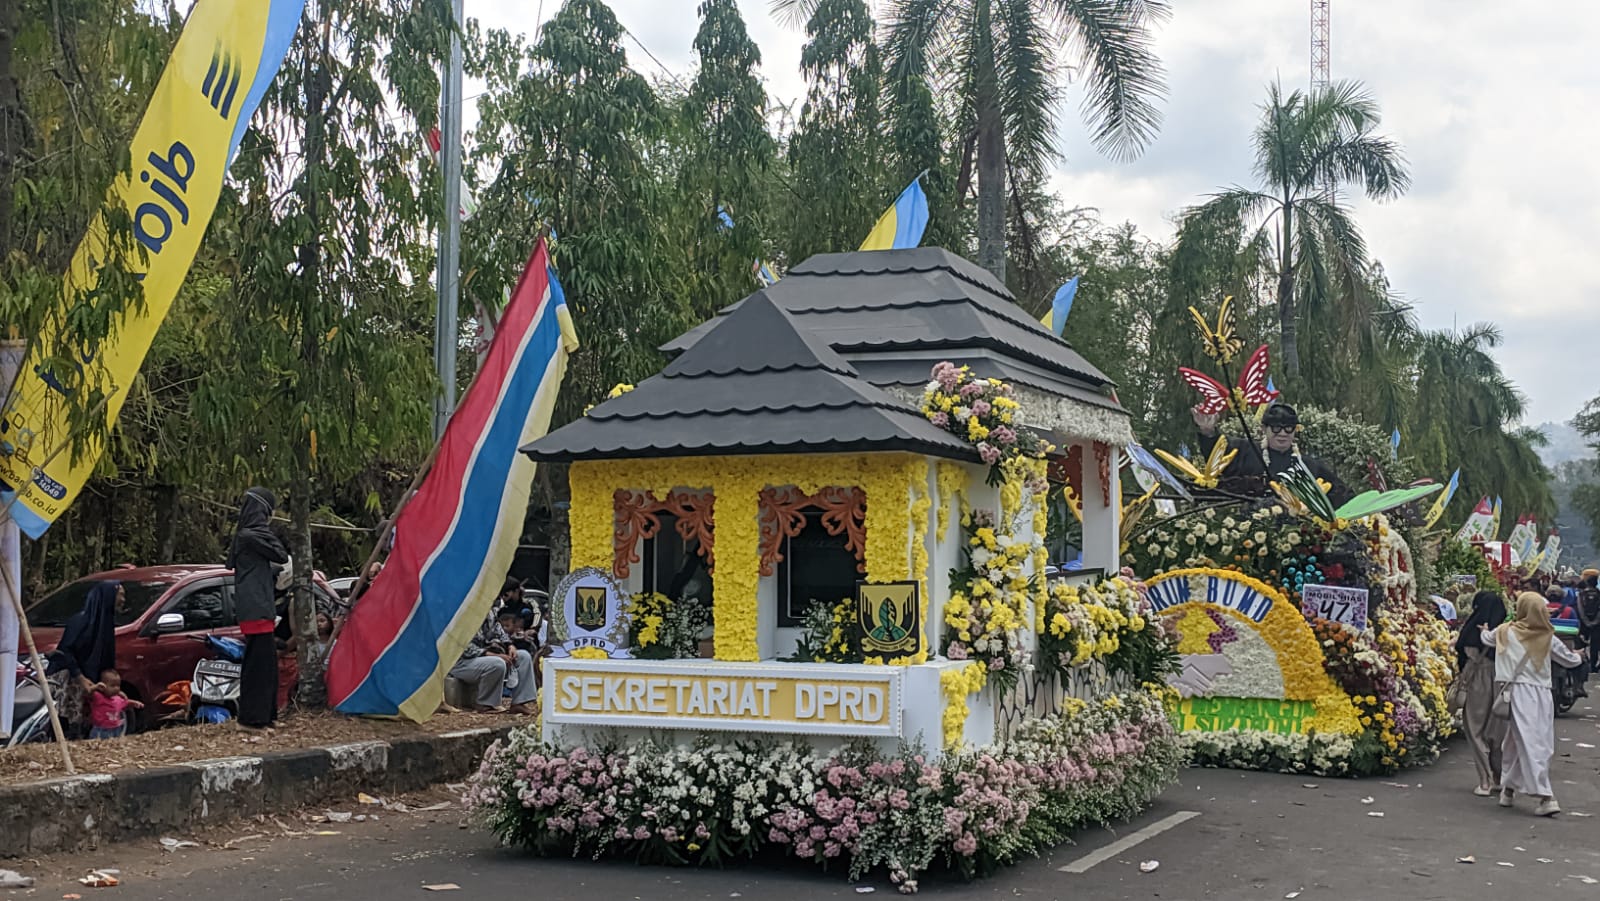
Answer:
[860,176,930,251]
[1039,276,1080,337]
[0,0,305,537]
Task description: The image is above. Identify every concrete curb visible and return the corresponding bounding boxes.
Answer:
[0,726,510,857]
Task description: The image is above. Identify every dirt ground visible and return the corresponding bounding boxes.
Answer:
[0,781,480,895]
[0,709,521,785]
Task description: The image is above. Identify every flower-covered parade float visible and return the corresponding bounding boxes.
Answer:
[467,249,1185,890]
[1122,298,1457,776]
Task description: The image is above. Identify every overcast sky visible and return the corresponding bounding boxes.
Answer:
[468,0,1599,427]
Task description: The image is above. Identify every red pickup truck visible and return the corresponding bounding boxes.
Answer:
[23,564,339,731]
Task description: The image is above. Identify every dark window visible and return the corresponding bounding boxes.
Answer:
[26,579,173,629]
[644,514,713,605]
[778,511,859,627]
[168,583,230,631]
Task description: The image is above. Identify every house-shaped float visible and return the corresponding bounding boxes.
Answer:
[522,248,1133,752]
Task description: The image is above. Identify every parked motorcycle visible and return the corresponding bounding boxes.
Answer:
[5,660,53,747]
[156,635,245,725]
[1553,630,1589,716]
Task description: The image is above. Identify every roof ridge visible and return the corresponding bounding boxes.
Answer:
[662,291,858,379]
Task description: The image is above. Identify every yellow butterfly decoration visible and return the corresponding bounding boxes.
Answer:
[1119,482,1161,552]
[1152,436,1238,490]
[1188,295,1245,364]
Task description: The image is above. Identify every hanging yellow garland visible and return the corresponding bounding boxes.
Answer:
[935,461,967,541]
[939,661,988,749]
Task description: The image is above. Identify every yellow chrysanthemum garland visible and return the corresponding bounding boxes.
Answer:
[1143,568,1361,736]
[939,661,989,749]
[935,461,968,541]
[568,453,928,663]
[908,465,933,664]
[570,646,610,660]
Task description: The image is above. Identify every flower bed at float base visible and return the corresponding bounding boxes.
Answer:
[465,686,1181,892]
[1127,509,1457,777]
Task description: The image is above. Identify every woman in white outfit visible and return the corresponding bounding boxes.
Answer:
[1480,591,1585,816]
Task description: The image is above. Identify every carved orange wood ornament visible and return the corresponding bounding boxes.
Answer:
[612,489,715,579]
[1093,441,1113,508]
[757,486,867,577]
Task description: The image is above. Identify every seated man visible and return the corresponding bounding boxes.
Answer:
[448,612,538,715]
[1194,401,1352,507]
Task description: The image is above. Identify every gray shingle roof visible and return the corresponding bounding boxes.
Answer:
[660,247,1119,409]
[520,292,979,463]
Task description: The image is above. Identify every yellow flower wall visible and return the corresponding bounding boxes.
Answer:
[567,453,932,663]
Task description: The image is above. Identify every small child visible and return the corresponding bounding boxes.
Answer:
[88,669,144,739]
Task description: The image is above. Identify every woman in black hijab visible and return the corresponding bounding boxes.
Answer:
[48,580,123,736]
[228,487,288,729]
[1455,590,1508,795]
[54,581,121,686]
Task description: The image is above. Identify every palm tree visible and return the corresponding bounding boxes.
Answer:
[1175,80,1410,378]
[774,0,1170,283]
[1410,325,1555,521]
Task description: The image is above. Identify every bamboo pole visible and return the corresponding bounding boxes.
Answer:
[1,546,73,771]
[0,393,115,773]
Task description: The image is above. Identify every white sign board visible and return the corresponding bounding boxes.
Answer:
[551,567,630,658]
[544,658,904,738]
[1299,584,1369,630]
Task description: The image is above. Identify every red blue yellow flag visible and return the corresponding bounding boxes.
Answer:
[326,239,577,720]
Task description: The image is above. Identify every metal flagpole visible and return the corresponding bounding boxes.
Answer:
[433,0,465,441]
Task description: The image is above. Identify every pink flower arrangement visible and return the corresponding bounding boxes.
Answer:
[920,363,1045,480]
[465,689,1181,891]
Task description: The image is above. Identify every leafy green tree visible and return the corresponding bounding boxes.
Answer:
[1408,325,1554,523]
[783,0,884,260]
[1569,395,1600,545]
[1175,81,1410,379]
[466,0,687,427]
[198,0,448,703]
[856,0,1171,282]
[679,0,775,315]
[0,0,182,457]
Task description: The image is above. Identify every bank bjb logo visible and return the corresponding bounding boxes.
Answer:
[856,582,920,656]
[201,42,244,118]
[574,586,607,631]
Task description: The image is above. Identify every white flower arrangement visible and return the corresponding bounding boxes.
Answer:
[468,688,1182,891]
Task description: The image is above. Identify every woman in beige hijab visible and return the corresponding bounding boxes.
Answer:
[1481,592,1585,815]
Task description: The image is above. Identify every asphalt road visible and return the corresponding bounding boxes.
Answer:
[9,696,1600,901]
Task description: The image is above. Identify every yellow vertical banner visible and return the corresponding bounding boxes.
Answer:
[0,0,306,537]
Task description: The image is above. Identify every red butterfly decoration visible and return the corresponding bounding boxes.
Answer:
[1178,345,1278,415]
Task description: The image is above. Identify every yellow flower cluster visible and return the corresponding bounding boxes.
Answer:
[713,466,764,662]
[606,382,635,399]
[935,461,968,541]
[570,646,609,660]
[939,662,989,749]
[625,592,672,648]
[1040,578,1142,670]
[907,466,933,665]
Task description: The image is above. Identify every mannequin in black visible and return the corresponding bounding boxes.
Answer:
[1193,402,1352,507]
